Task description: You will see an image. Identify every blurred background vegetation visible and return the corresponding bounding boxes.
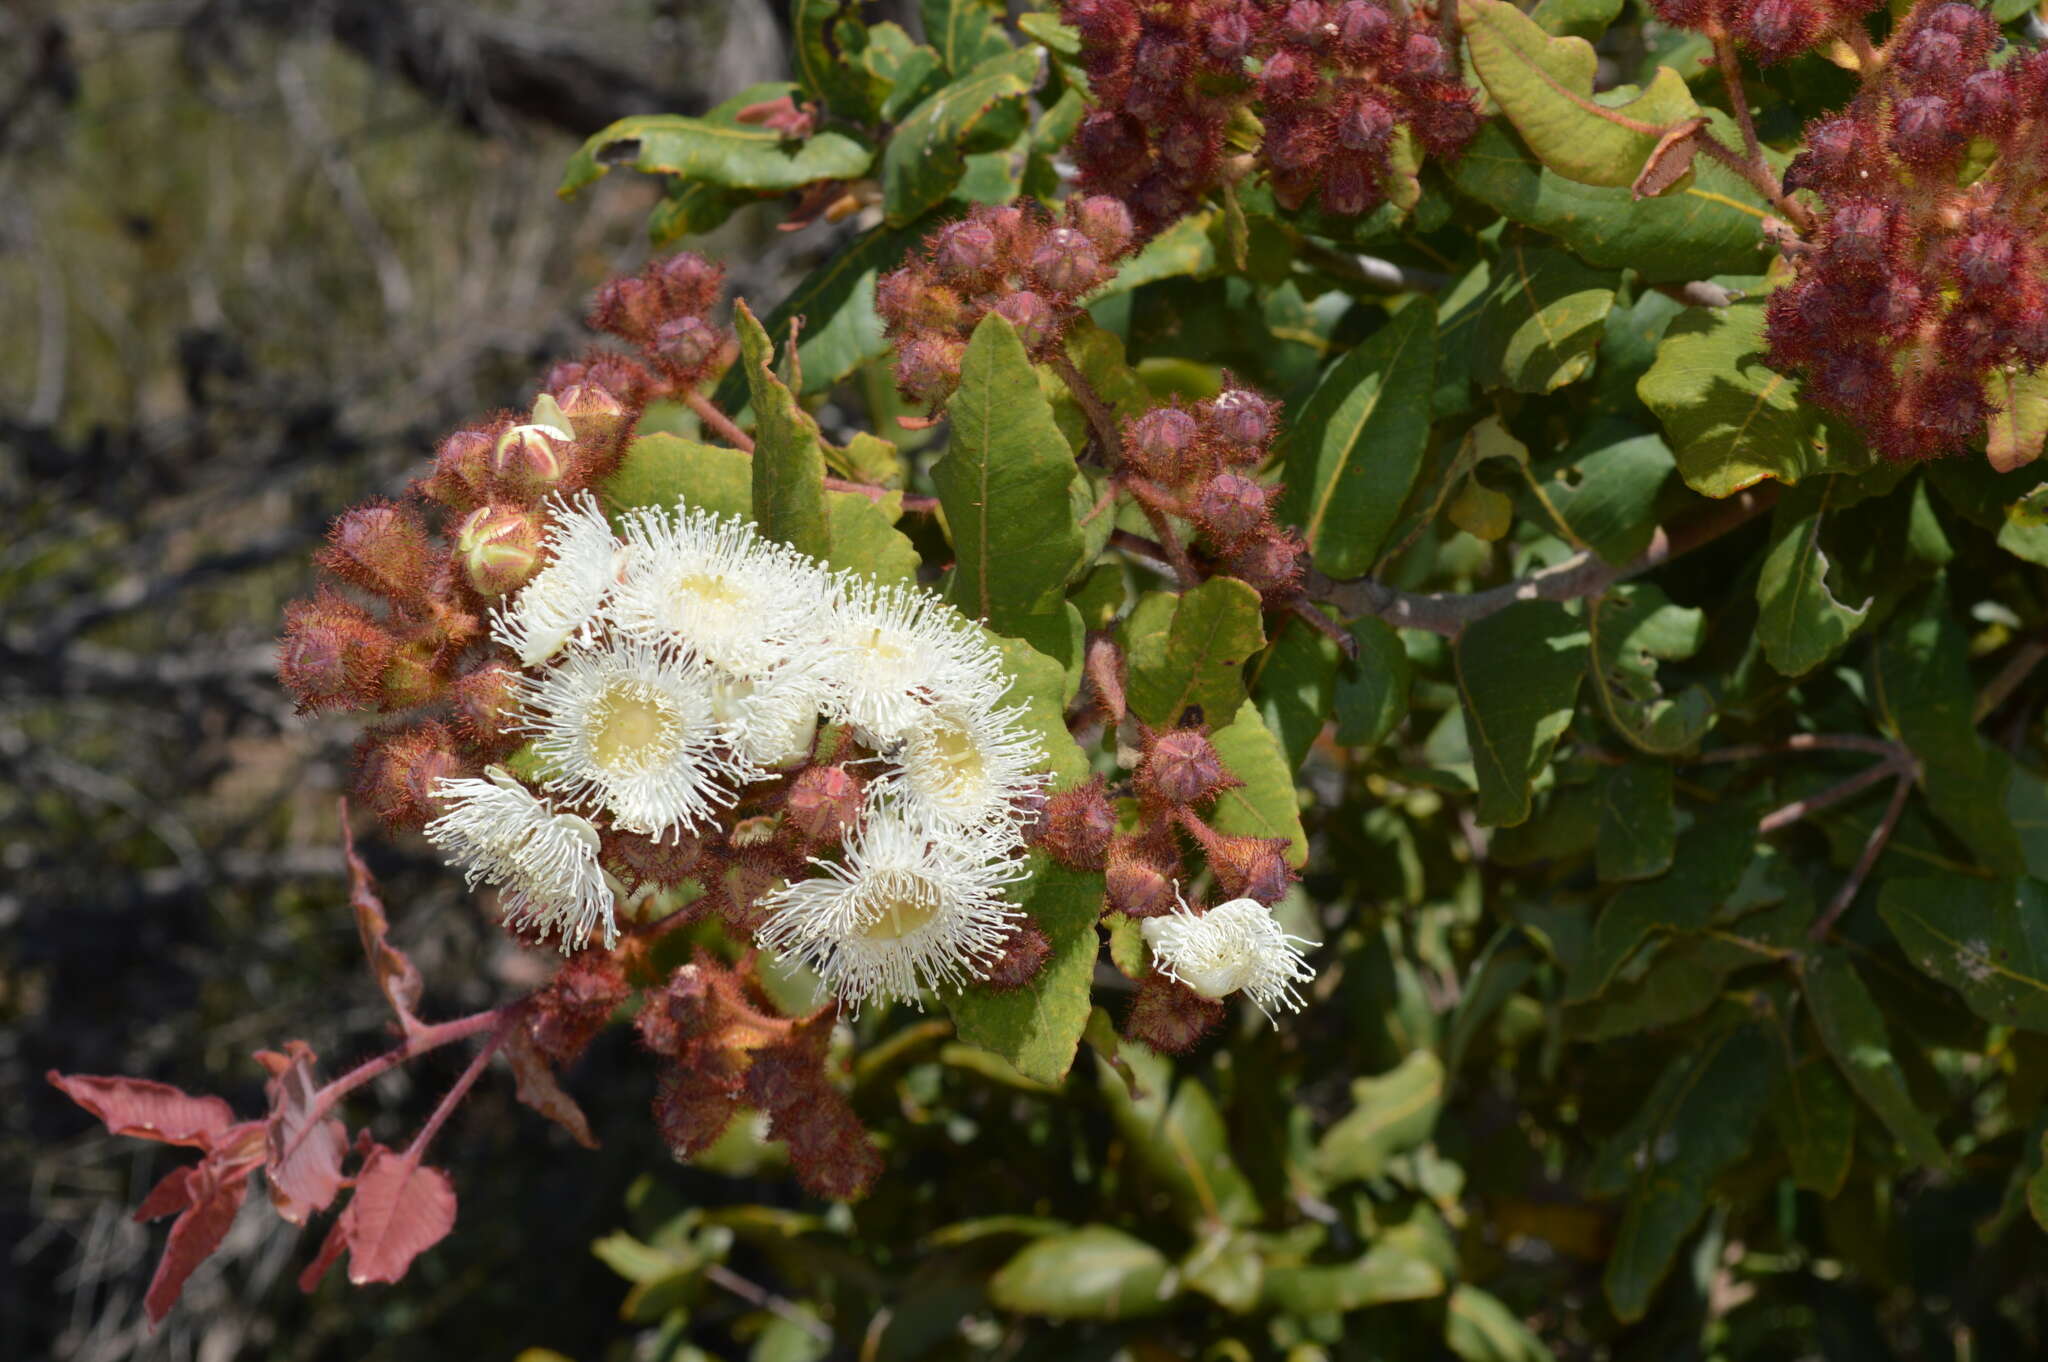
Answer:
[0,4,910,1357]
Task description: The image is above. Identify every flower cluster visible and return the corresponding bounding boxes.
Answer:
[874,197,1137,407]
[1761,3,2048,459]
[1061,0,1480,235]
[419,495,1050,1012]
[1649,0,1882,64]
[1121,388,1309,603]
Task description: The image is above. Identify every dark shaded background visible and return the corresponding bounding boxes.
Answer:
[0,4,908,1358]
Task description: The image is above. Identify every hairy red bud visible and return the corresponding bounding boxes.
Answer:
[933,220,1001,282]
[992,290,1059,350]
[1071,195,1137,259]
[1038,777,1116,870]
[353,722,465,828]
[455,504,542,598]
[654,315,723,378]
[421,426,496,510]
[604,827,706,892]
[1893,95,1960,166]
[786,765,865,845]
[894,335,967,404]
[278,591,397,713]
[1401,31,1445,75]
[981,920,1053,991]
[1029,228,1106,295]
[318,501,432,603]
[1336,0,1392,48]
[1226,529,1307,595]
[490,424,569,501]
[1106,836,1180,917]
[1123,405,1200,480]
[1141,728,1232,805]
[1282,0,1330,44]
[450,661,521,751]
[1339,97,1396,152]
[1191,472,1273,546]
[1126,970,1224,1053]
[1208,834,1295,903]
[1206,10,1256,62]
[1205,388,1275,449]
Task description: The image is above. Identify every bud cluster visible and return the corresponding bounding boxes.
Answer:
[1061,0,1480,234]
[1649,0,1882,63]
[1761,3,2048,459]
[874,198,1138,406]
[1119,388,1309,603]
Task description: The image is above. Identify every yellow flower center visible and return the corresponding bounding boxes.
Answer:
[858,878,944,941]
[918,721,987,802]
[588,682,678,772]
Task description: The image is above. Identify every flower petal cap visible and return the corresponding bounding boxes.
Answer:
[1141,896,1318,1019]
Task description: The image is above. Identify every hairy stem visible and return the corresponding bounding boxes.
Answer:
[684,389,755,452]
[1048,352,1123,464]
[403,1017,511,1161]
[1809,772,1914,940]
[312,1005,513,1118]
[1695,131,1815,235]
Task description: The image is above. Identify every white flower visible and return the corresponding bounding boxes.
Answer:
[490,493,622,666]
[872,698,1047,833]
[1141,897,1319,1020]
[820,577,1008,745]
[513,638,746,840]
[424,768,616,950]
[754,812,1027,1011]
[611,503,833,676]
[709,660,826,769]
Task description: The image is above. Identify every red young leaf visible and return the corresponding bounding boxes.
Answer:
[502,1027,599,1149]
[297,1216,351,1294]
[341,801,424,1030]
[133,1166,197,1223]
[337,1146,457,1285]
[263,1045,348,1225]
[48,1072,236,1148]
[143,1168,248,1325]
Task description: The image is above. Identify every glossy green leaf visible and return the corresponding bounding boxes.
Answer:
[1638,295,1838,499]
[1447,1284,1558,1362]
[935,313,1086,630]
[1182,1230,1264,1314]
[1880,877,2048,1032]
[1315,1050,1445,1183]
[1601,1025,1773,1321]
[1768,1044,1858,1198]
[793,0,890,121]
[882,47,1041,226]
[1454,600,1591,827]
[923,0,1013,72]
[1451,120,1771,284]
[1209,701,1310,868]
[1805,950,1949,1169]
[648,179,748,244]
[1254,613,1340,771]
[1459,0,1701,189]
[1757,479,1871,678]
[1532,421,1675,565]
[1596,760,1675,882]
[1122,578,1267,730]
[1280,298,1438,577]
[1586,584,1715,756]
[1472,240,1618,394]
[943,859,1102,1085]
[559,110,873,200]
[988,1226,1175,1319]
[1528,0,1625,37]
[1098,1044,1260,1229]
[1334,617,1412,750]
[1262,1245,1445,1313]
[1986,366,2048,474]
[734,300,831,560]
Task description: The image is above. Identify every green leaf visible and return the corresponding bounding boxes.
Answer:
[648,179,748,245]
[1531,421,1675,564]
[1527,0,1625,38]
[1768,1041,1858,1198]
[1596,760,1675,882]
[824,489,922,587]
[1280,298,1438,577]
[1209,701,1310,868]
[1334,617,1412,750]
[1986,367,2048,474]
[1314,1050,1446,1183]
[712,222,926,412]
[734,300,831,560]
[1182,1230,1264,1314]
[1098,1044,1260,1229]
[935,313,1086,630]
[1122,578,1267,730]
[1757,479,1871,678]
[793,0,890,121]
[1601,1025,1774,1321]
[1454,600,1590,827]
[1880,877,2048,1032]
[988,1226,1175,1319]
[1254,613,1340,771]
[1093,210,1221,299]
[1586,584,1715,756]
[1638,295,1840,499]
[990,633,1090,792]
[943,860,1102,1085]
[1459,0,1701,189]
[1805,950,1950,1169]
[1450,120,1771,284]
[1447,1284,1558,1362]
[882,47,1041,226]
[1261,1245,1445,1313]
[559,110,873,199]
[922,0,1013,72]
[603,435,752,520]
[1472,240,1619,394]
[1870,582,2025,875]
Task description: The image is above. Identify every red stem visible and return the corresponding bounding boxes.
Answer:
[684,389,755,452]
[403,1019,511,1162]
[311,1005,512,1119]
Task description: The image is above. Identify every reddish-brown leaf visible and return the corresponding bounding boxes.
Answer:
[297,1216,351,1294]
[1631,116,1707,201]
[48,1072,237,1148]
[502,1028,599,1149]
[263,1048,348,1225]
[341,800,424,1029]
[143,1169,247,1325]
[338,1146,457,1285]
[133,1166,197,1223]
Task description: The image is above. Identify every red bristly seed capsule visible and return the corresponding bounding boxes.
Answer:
[1124,406,1201,481]
[1038,778,1116,870]
[992,291,1059,350]
[1141,729,1232,805]
[785,766,865,845]
[1192,472,1272,545]
[1106,840,1180,917]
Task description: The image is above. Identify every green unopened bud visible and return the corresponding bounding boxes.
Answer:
[456,504,541,597]
[491,424,570,500]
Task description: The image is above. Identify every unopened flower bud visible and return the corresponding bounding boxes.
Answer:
[278,591,396,713]
[604,827,705,891]
[354,722,466,827]
[1959,69,2014,133]
[1226,529,1306,594]
[981,920,1052,990]
[1898,26,1962,78]
[1322,156,1374,217]
[1401,31,1445,75]
[1205,10,1255,62]
[1207,834,1294,904]
[1336,0,1391,47]
[451,660,521,750]
[318,500,431,602]
[655,315,723,376]
[1123,405,1200,480]
[1829,200,1891,268]
[654,251,724,313]
[1133,32,1182,83]
[1075,111,1151,183]
[553,382,630,451]
[379,639,444,711]
[422,425,496,509]
[1070,195,1135,259]
[1281,0,1329,44]
[1893,95,1958,165]
[786,765,865,844]
[456,504,542,598]
[1339,97,1396,152]
[894,335,967,404]
[1038,778,1116,870]
[1106,837,1180,917]
[992,290,1059,350]
[1126,970,1224,1053]
[934,220,1000,282]
[1029,228,1105,295]
[1206,388,1275,449]
[1191,472,1272,545]
[491,423,569,500]
[1955,228,2018,288]
[1141,728,1232,805]
[1740,0,1821,61]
